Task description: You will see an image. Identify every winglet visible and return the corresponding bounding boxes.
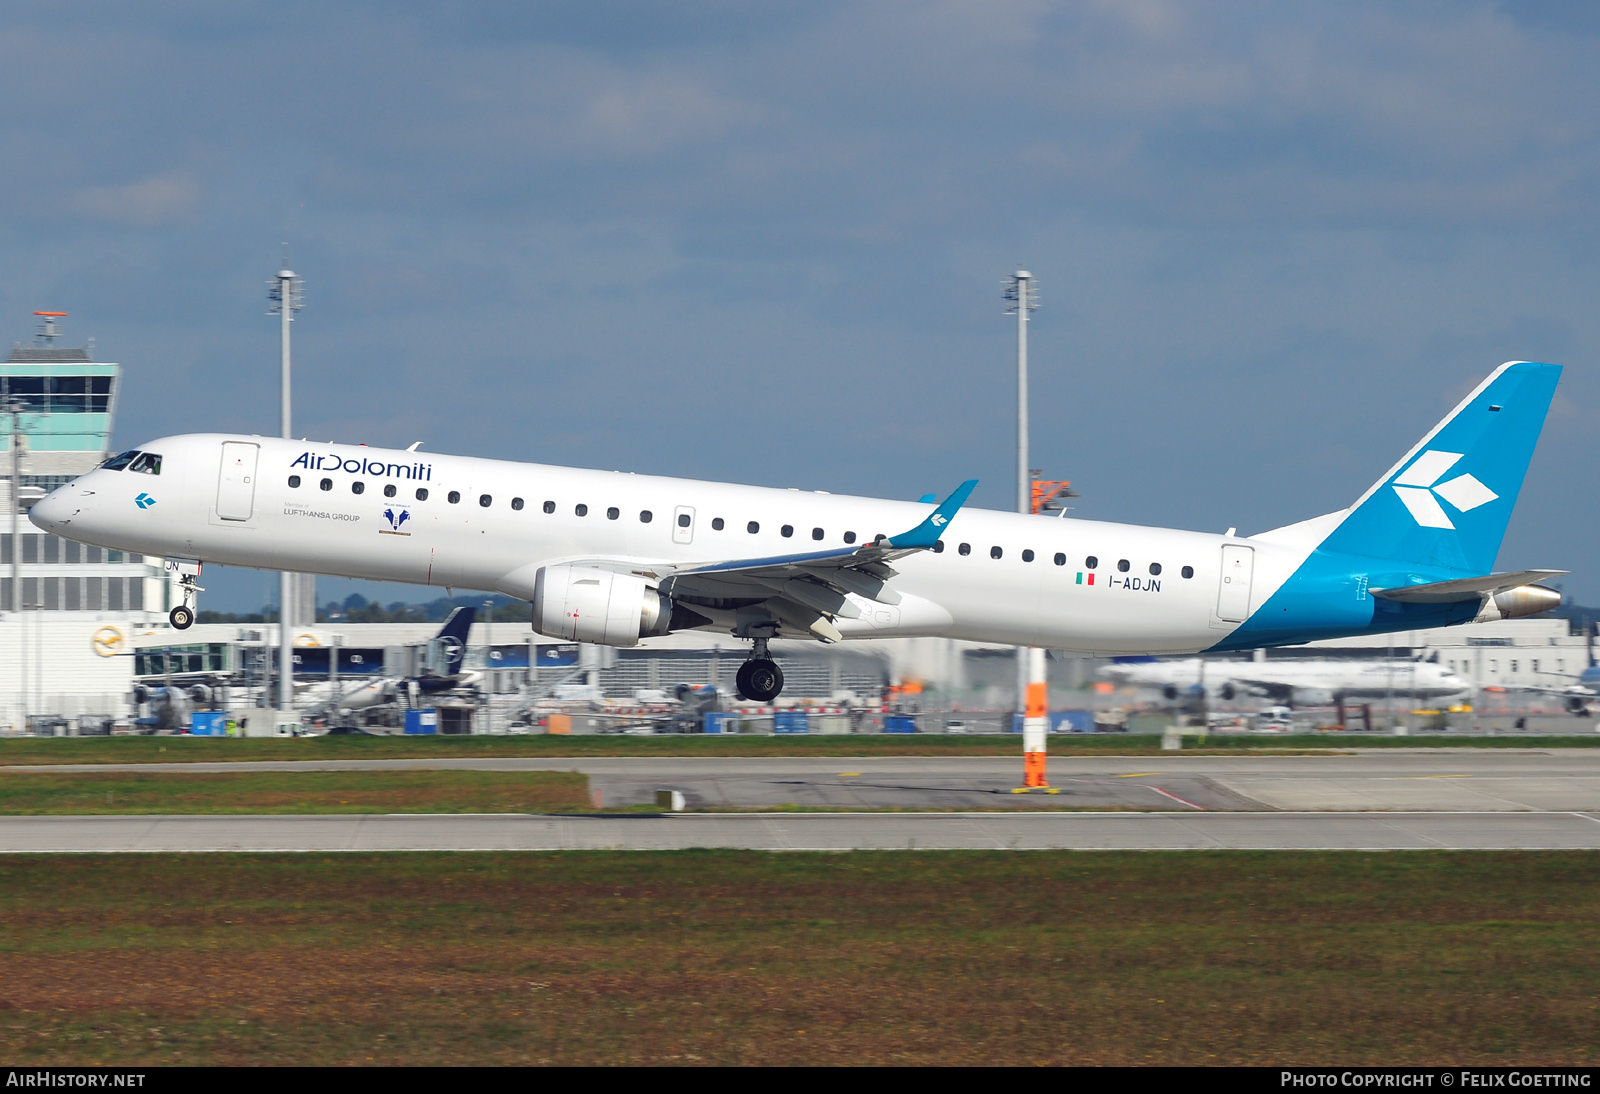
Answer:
[885,479,978,549]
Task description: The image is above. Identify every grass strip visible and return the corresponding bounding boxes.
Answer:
[1,732,1595,766]
[0,850,1594,1066]
[0,769,593,815]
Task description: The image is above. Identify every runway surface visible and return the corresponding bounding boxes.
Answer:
[11,749,1600,812]
[7,750,1600,851]
[3,810,1599,851]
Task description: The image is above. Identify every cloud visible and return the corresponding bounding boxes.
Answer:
[71,172,200,226]
[0,2,1592,603]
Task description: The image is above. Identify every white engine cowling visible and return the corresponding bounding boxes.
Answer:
[532,564,671,647]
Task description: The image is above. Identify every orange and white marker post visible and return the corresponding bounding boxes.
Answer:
[1022,646,1048,787]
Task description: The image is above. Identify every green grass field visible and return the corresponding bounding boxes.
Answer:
[1,731,1595,766]
[0,769,594,814]
[0,851,1593,1066]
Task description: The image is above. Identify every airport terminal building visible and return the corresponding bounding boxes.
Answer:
[0,318,175,730]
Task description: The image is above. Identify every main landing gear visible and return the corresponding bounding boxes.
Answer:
[735,637,784,703]
[167,561,203,630]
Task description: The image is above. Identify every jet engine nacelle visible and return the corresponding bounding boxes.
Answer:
[532,564,671,647]
[1490,585,1563,620]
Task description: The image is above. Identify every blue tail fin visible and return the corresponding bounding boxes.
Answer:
[435,606,476,675]
[1317,362,1561,576]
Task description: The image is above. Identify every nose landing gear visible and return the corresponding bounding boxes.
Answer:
[735,636,784,703]
[166,560,203,630]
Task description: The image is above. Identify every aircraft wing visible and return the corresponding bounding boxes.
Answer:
[656,480,977,641]
[1370,569,1568,603]
[1213,673,1290,697]
[1495,682,1596,698]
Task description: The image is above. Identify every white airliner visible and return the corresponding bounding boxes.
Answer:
[29,361,1568,702]
[1100,657,1469,707]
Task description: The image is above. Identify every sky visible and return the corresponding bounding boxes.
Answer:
[2,0,1596,610]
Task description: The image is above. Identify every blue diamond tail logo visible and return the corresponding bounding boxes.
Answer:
[135,493,156,509]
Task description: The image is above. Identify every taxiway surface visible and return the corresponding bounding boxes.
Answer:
[3,810,1599,852]
[11,749,1600,812]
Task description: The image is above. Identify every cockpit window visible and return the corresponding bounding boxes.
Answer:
[101,450,139,471]
[127,452,162,476]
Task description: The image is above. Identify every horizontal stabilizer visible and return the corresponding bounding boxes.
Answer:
[1370,569,1568,603]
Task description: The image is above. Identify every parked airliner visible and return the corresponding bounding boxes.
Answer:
[29,361,1567,702]
[1100,656,1469,707]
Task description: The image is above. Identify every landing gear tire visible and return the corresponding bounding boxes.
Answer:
[736,659,784,703]
[169,605,194,630]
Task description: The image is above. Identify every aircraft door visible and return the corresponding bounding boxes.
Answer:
[1217,544,1255,622]
[673,505,695,545]
[216,442,260,521]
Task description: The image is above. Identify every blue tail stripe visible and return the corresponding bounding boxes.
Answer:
[1319,361,1561,577]
[1212,361,1561,652]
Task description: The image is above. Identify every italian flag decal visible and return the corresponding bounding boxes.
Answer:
[1076,572,1094,585]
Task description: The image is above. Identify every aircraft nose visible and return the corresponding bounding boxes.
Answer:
[28,489,71,532]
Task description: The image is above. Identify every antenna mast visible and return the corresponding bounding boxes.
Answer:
[268,252,304,715]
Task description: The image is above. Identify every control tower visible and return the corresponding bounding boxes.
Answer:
[2,313,121,500]
[0,313,165,618]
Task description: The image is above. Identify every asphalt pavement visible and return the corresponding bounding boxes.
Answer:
[10,749,1600,812]
[3,810,1598,852]
[7,749,1600,851]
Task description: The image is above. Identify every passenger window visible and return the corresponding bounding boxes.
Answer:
[1117,559,1130,572]
[781,525,794,538]
[479,494,492,507]
[352,481,365,495]
[678,513,691,528]
[383,484,396,498]
[128,452,162,475]
[844,531,856,544]
[100,450,139,471]
[1054,553,1066,566]
[812,527,824,541]
[511,498,524,511]
[543,500,555,513]
[1181,565,1194,578]
[1085,556,1098,569]
[640,510,652,523]
[990,546,1003,559]
[1022,549,1034,562]
[287,475,301,488]
[416,488,429,501]
[712,518,724,530]
[607,507,619,520]
[448,491,461,504]
[958,543,971,556]
[320,478,332,491]
[932,540,944,553]
[575,504,587,516]
[747,521,760,534]
[1149,563,1162,576]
